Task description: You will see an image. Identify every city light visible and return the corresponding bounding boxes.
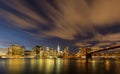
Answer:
[1,0,120,74]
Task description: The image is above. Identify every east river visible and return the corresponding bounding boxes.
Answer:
[0,58,120,74]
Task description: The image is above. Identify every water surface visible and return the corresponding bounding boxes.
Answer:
[0,58,120,74]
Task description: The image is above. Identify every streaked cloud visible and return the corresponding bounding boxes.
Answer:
[90,0,120,25]
[79,33,120,47]
[0,10,38,29]
[74,42,92,47]
[1,0,120,48]
[93,42,113,47]
[90,33,120,42]
[38,0,120,40]
[0,0,48,29]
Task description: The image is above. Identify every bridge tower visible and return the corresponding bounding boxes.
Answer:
[86,48,92,59]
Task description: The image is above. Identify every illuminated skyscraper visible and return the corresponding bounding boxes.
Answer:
[57,43,60,53]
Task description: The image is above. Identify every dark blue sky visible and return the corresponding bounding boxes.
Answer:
[1,0,120,51]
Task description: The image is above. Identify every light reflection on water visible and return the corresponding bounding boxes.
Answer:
[0,58,120,74]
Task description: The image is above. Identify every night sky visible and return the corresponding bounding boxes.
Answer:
[0,0,120,51]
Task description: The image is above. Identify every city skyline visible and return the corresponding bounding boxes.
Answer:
[1,1,120,74]
[1,0,120,51]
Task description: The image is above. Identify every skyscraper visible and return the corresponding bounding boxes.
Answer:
[57,43,60,53]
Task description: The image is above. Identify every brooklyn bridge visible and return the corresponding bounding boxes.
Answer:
[83,44,120,59]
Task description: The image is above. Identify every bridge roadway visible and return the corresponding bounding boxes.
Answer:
[85,45,120,58]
